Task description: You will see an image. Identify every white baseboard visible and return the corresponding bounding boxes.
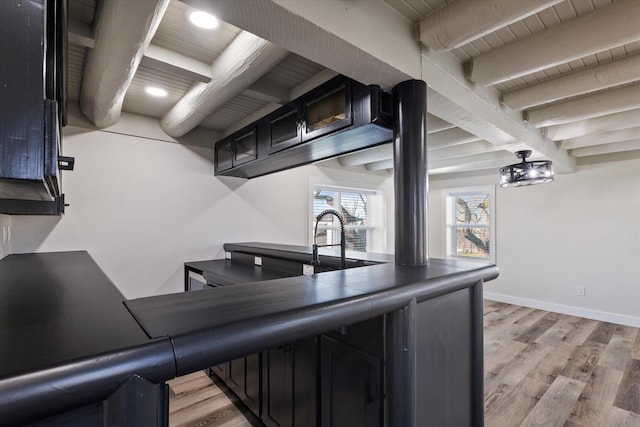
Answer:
[483,291,640,328]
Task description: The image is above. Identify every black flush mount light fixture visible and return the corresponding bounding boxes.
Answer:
[499,150,554,188]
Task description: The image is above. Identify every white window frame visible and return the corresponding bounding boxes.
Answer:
[442,185,496,264]
[309,183,385,253]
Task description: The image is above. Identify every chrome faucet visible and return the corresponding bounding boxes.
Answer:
[312,209,346,269]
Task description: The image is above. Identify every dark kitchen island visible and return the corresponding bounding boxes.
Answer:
[0,244,498,426]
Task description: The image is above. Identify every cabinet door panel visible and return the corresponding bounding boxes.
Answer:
[301,83,352,142]
[215,140,233,171]
[268,108,301,154]
[228,354,262,416]
[320,336,382,427]
[262,345,294,427]
[233,129,257,165]
[210,362,228,381]
[244,353,261,416]
[228,357,244,391]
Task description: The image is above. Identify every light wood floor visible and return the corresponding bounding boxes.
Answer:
[168,301,640,427]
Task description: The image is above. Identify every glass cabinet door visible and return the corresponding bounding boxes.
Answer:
[233,129,257,165]
[268,107,301,153]
[302,83,352,142]
[215,139,233,171]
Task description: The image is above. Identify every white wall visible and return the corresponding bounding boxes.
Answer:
[10,124,393,299]
[428,158,640,327]
[11,115,639,325]
[0,214,11,259]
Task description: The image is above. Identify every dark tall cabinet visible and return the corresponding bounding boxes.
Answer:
[0,0,71,215]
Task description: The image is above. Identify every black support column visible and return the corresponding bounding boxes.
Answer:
[393,80,428,266]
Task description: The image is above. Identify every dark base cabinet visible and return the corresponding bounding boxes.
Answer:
[210,363,227,383]
[262,338,317,427]
[185,264,385,427]
[320,317,384,427]
[209,354,262,417]
[21,376,168,427]
[182,255,487,427]
[228,353,262,416]
[320,336,382,427]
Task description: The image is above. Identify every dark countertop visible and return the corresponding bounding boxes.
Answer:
[128,242,499,375]
[0,251,176,426]
[129,261,494,339]
[0,244,498,425]
[0,251,153,378]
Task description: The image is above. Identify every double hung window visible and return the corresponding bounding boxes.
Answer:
[311,185,384,253]
[444,186,495,263]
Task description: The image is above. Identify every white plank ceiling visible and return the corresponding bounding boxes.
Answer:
[67,0,640,177]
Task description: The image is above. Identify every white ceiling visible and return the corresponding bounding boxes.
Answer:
[67,0,640,177]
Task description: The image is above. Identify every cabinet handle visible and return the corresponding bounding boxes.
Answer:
[366,363,377,403]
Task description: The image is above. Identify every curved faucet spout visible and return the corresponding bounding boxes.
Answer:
[312,209,346,269]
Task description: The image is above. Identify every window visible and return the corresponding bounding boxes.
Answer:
[311,185,384,253]
[444,186,495,263]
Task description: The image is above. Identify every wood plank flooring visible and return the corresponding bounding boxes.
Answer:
[168,301,640,426]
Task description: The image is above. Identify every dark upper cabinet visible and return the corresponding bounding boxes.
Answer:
[214,124,258,172]
[215,139,233,172]
[267,78,353,155]
[234,128,258,165]
[267,107,302,154]
[0,0,70,214]
[214,75,392,179]
[301,80,352,141]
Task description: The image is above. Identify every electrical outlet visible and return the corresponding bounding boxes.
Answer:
[225,251,231,260]
[302,264,314,275]
[576,286,586,296]
[2,226,8,245]
[254,256,262,266]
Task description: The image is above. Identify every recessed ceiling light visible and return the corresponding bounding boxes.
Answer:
[145,87,168,97]
[188,10,219,29]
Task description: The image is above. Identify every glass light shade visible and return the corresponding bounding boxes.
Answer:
[499,150,554,187]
